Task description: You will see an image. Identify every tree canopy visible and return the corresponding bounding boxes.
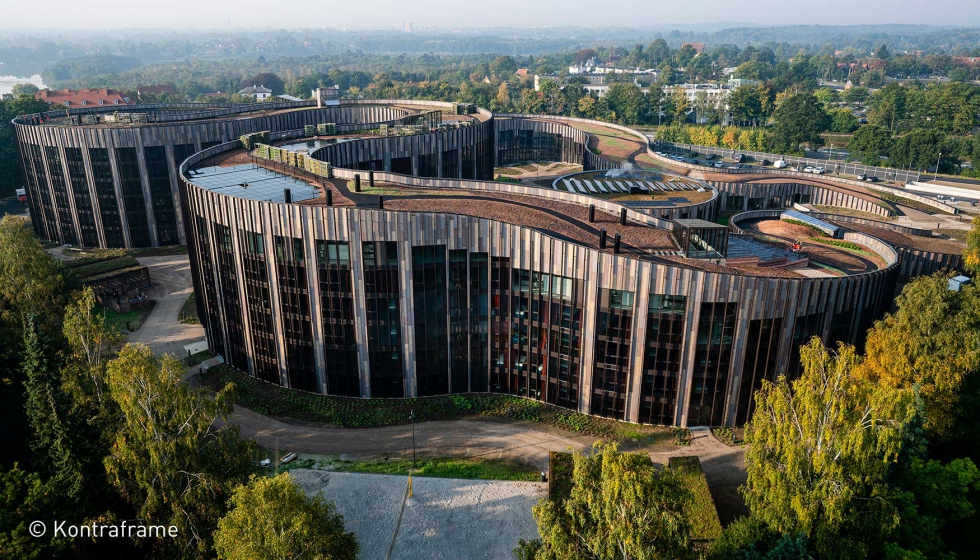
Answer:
[214,473,359,560]
[771,93,830,153]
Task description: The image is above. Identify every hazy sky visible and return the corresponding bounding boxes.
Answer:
[2,0,978,30]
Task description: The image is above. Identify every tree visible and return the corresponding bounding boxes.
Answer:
[489,55,517,77]
[495,82,510,108]
[771,93,829,153]
[858,272,980,442]
[828,108,859,133]
[743,339,912,559]
[842,86,870,104]
[0,93,58,197]
[10,83,39,96]
[104,344,254,558]
[241,72,284,95]
[847,124,891,164]
[727,84,767,126]
[0,465,64,560]
[214,473,358,560]
[965,214,980,276]
[577,95,596,119]
[531,444,693,560]
[0,216,71,339]
[21,313,86,500]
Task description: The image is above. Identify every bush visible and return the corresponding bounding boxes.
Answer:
[807,237,863,251]
[781,218,827,237]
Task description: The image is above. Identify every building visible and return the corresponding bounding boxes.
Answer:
[34,88,132,108]
[15,99,964,429]
[238,85,272,100]
[682,42,706,54]
[137,84,177,97]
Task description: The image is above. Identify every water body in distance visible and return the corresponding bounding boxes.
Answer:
[0,75,46,95]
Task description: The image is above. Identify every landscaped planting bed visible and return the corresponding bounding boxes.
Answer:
[199,364,672,440]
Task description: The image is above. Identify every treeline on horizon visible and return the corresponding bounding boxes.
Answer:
[3,23,980,79]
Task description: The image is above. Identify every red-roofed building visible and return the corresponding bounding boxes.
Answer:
[515,68,529,77]
[953,56,980,66]
[682,42,706,54]
[34,88,132,108]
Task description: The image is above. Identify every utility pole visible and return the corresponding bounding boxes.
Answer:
[935,152,942,180]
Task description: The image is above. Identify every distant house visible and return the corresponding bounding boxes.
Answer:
[137,84,176,98]
[515,68,529,77]
[237,85,272,100]
[34,88,132,108]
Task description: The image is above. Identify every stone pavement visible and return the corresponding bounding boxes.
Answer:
[291,470,544,560]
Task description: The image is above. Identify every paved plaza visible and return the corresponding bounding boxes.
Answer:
[291,470,545,560]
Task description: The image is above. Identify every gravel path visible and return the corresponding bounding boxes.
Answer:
[127,255,205,357]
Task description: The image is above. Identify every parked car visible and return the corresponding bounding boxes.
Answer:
[713,162,725,168]
[761,159,772,166]
[705,153,716,160]
[866,176,880,182]
[813,167,826,174]
[857,174,867,180]
[688,152,698,158]
[774,160,788,169]
[803,166,816,173]
[15,188,27,203]
[733,154,745,163]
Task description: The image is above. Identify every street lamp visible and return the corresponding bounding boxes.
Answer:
[409,410,417,470]
[935,152,943,181]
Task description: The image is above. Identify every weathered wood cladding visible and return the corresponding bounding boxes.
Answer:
[709,180,893,217]
[179,141,901,428]
[493,118,588,167]
[310,115,495,180]
[14,104,414,248]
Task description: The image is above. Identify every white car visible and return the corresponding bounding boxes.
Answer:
[803,166,815,173]
[773,160,788,169]
[713,162,725,168]
[813,167,826,174]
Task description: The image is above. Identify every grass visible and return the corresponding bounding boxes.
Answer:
[96,302,156,334]
[781,218,828,237]
[285,456,540,482]
[811,205,894,221]
[670,456,723,541]
[127,245,187,257]
[494,167,522,176]
[185,350,215,367]
[178,294,200,324]
[874,191,955,215]
[69,256,141,279]
[711,427,745,446]
[807,236,877,256]
[939,229,969,241]
[200,364,673,441]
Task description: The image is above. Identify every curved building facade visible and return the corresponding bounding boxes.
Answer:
[178,110,905,428]
[15,99,962,428]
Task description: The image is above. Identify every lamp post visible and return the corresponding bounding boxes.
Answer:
[935,152,942,180]
[409,410,417,470]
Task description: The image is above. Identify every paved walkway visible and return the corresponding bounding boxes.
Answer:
[292,471,544,560]
[127,255,205,357]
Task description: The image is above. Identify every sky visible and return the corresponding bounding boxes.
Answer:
[1,0,978,30]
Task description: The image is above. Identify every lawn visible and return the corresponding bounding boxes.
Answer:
[96,302,156,334]
[938,228,969,241]
[199,364,674,442]
[286,456,540,482]
[178,294,200,324]
[670,456,723,541]
[811,205,895,221]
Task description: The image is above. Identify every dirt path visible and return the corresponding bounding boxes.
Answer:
[127,255,205,357]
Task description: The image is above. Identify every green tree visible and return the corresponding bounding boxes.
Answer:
[743,339,912,559]
[104,344,254,558]
[842,86,870,104]
[0,465,63,560]
[0,94,58,198]
[847,124,892,164]
[576,95,597,119]
[489,55,518,77]
[858,272,980,443]
[728,84,767,126]
[214,473,358,560]
[10,83,39,96]
[21,314,85,499]
[0,216,71,344]
[531,444,693,560]
[965,214,980,275]
[828,108,859,133]
[771,93,830,153]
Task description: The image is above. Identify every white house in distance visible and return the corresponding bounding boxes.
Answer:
[237,85,272,100]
